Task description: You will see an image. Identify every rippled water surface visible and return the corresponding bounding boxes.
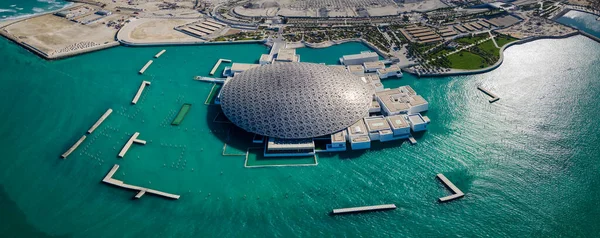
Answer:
[0,34,599,237]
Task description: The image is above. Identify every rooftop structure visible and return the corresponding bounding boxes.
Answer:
[377,65,403,79]
[340,51,379,66]
[223,63,260,77]
[348,65,365,75]
[346,119,371,150]
[363,61,385,72]
[274,48,299,62]
[375,86,428,115]
[220,62,374,139]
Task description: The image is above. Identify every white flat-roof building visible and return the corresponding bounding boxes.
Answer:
[363,61,385,72]
[370,100,381,114]
[407,114,428,132]
[274,48,299,63]
[340,51,379,65]
[265,137,315,157]
[375,86,428,116]
[223,63,261,77]
[360,74,384,92]
[386,115,411,137]
[364,116,395,142]
[327,131,347,152]
[346,119,371,150]
[348,65,365,76]
[377,65,403,79]
[259,54,273,65]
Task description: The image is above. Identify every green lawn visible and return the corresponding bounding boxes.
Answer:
[447,51,487,69]
[476,40,500,57]
[495,36,518,48]
[455,34,488,45]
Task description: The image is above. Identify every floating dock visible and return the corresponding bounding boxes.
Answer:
[436,173,465,202]
[118,132,146,158]
[408,136,417,145]
[61,135,87,159]
[87,109,113,134]
[171,103,191,125]
[154,49,166,58]
[103,164,180,200]
[139,60,153,74]
[209,59,231,75]
[332,204,397,215]
[477,86,500,103]
[131,81,151,104]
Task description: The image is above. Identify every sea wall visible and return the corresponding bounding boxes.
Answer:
[406,31,581,77]
[0,26,120,60]
[118,37,265,47]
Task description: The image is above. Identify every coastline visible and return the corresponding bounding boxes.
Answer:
[404,31,583,77]
[0,3,122,60]
[0,2,76,28]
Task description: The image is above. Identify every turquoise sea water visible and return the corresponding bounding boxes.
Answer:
[0,0,70,19]
[2,0,600,234]
[557,10,600,38]
[1,34,600,237]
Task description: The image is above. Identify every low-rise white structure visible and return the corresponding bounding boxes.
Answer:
[265,137,315,157]
[274,48,299,63]
[363,61,385,72]
[407,114,428,132]
[340,51,379,65]
[259,54,273,65]
[223,63,261,77]
[375,86,428,116]
[346,119,371,150]
[386,115,411,137]
[377,65,403,79]
[327,131,347,152]
[360,74,384,92]
[364,116,395,142]
[348,65,365,76]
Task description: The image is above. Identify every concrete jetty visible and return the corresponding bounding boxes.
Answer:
[154,49,166,58]
[103,164,180,200]
[194,76,226,83]
[209,59,231,75]
[118,132,146,158]
[87,109,113,134]
[61,135,86,159]
[477,86,500,103]
[409,136,417,145]
[132,81,151,104]
[139,60,153,74]
[332,204,396,215]
[436,173,465,202]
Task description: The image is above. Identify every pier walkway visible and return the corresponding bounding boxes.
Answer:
[332,204,396,215]
[210,59,231,75]
[87,109,112,134]
[154,49,166,58]
[61,135,86,159]
[139,60,153,74]
[436,173,465,202]
[477,86,500,103]
[103,164,180,200]
[118,132,146,158]
[132,81,151,104]
[194,76,226,83]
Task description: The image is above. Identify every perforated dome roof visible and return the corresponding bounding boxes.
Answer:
[219,62,374,139]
